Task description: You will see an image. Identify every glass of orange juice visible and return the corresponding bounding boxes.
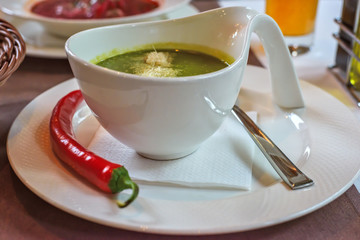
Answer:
[265,0,319,56]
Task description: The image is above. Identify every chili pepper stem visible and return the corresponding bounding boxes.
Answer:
[116,181,139,208]
[109,167,139,208]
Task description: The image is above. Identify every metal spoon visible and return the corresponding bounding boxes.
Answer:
[231,105,314,190]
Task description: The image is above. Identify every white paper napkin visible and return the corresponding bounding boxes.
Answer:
[87,112,257,190]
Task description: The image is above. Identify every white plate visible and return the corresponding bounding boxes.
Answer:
[7,66,360,235]
[3,4,199,59]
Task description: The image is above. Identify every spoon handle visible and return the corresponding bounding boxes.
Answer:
[231,105,314,190]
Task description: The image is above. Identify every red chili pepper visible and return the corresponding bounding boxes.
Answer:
[49,90,139,208]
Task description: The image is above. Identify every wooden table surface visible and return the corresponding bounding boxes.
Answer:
[0,1,359,239]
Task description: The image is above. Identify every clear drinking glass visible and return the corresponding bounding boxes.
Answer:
[265,0,319,56]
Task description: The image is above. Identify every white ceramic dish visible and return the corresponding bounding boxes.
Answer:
[7,66,360,234]
[0,4,198,59]
[0,0,190,38]
[66,6,303,159]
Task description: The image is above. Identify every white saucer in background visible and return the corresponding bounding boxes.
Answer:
[13,4,199,59]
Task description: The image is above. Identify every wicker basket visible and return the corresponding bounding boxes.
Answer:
[0,19,26,86]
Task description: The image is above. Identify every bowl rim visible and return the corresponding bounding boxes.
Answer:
[64,7,251,84]
[66,43,241,84]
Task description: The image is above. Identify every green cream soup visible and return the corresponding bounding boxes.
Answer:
[95,45,234,77]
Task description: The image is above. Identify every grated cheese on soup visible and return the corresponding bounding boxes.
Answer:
[134,51,178,77]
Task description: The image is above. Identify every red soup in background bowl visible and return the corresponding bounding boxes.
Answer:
[30,0,160,20]
[0,0,190,38]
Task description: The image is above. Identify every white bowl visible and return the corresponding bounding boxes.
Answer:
[66,7,304,160]
[0,0,190,38]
